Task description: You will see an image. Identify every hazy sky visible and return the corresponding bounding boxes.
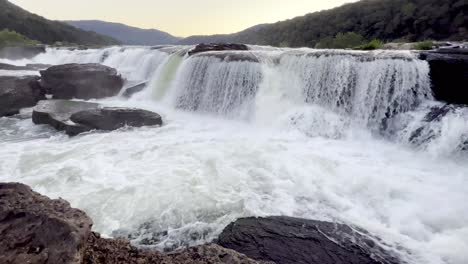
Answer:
[10,0,358,37]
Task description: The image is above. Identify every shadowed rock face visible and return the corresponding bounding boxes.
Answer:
[0,183,267,264]
[70,107,163,131]
[0,183,93,264]
[0,76,45,117]
[420,48,468,105]
[188,43,249,56]
[217,216,399,264]
[40,63,124,100]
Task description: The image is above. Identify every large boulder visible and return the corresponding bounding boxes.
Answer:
[188,43,249,56]
[0,76,45,117]
[0,183,93,264]
[40,63,124,100]
[0,182,267,264]
[32,100,100,136]
[70,107,163,131]
[218,216,399,264]
[420,48,468,105]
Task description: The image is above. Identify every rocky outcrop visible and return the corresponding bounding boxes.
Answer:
[0,63,51,71]
[0,76,45,117]
[217,216,399,264]
[40,63,124,100]
[122,82,147,98]
[32,100,162,136]
[0,46,46,60]
[70,107,163,131]
[420,48,468,105]
[0,183,93,264]
[0,182,267,264]
[188,43,249,56]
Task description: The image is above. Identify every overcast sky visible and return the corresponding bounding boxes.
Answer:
[10,0,358,37]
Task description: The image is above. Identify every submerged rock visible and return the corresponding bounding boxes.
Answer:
[70,107,163,131]
[32,100,163,136]
[420,48,468,105]
[0,76,45,117]
[188,43,249,56]
[218,216,399,264]
[40,63,124,100]
[0,183,93,264]
[0,182,266,264]
[32,100,100,136]
[122,81,147,98]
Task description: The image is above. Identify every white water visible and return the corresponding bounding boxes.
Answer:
[0,46,467,264]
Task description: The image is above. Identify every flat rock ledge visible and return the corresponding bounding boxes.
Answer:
[0,183,267,264]
[32,100,162,136]
[188,43,249,56]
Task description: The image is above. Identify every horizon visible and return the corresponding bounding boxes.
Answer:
[9,0,358,37]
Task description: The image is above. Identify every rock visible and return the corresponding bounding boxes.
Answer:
[188,43,249,56]
[0,182,266,264]
[122,82,147,98]
[40,63,124,100]
[70,107,163,131]
[196,52,259,63]
[0,182,93,264]
[218,216,399,264]
[0,63,52,71]
[0,46,46,60]
[0,76,45,117]
[420,49,468,105]
[32,100,100,136]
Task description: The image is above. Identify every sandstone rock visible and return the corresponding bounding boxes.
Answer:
[40,63,124,100]
[218,216,399,264]
[0,183,93,264]
[0,76,45,117]
[188,43,249,56]
[122,82,147,98]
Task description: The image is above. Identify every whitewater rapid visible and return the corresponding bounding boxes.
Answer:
[0,46,467,264]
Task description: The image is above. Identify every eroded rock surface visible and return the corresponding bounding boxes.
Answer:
[188,43,249,56]
[0,76,44,117]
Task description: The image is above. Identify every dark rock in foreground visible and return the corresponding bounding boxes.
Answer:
[0,183,93,264]
[40,63,124,100]
[420,48,468,105]
[0,46,46,60]
[0,182,267,264]
[70,107,162,131]
[218,216,399,264]
[188,43,249,56]
[32,100,100,136]
[32,100,162,136]
[122,81,147,98]
[0,76,45,117]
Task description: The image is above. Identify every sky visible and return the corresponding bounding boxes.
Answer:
[9,0,358,37]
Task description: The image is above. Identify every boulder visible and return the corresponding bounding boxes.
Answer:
[0,46,46,60]
[218,216,399,264]
[40,63,124,100]
[188,43,249,56]
[70,107,163,131]
[0,182,267,264]
[32,100,100,136]
[122,82,147,98]
[420,48,468,105]
[0,76,45,117]
[0,183,93,264]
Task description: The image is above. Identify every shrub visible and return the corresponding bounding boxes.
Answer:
[0,29,39,47]
[413,40,434,50]
[315,32,366,49]
[355,39,384,50]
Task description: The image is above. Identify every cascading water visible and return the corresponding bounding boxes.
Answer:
[1,46,467,264]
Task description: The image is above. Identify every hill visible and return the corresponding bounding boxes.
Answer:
[0,0,119,46]
[179,0,467,47]
[65,20,181,46]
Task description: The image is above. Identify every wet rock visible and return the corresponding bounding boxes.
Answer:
[32,99,100,136]
[218,216,399,264]
[196,51,259,63]
[40,63,124,100]
[0,76,45,117]
[420,48,468,105]
[70,107,163,131]
[0,46,46,60]
[0,182,267,264]
[122,82,147,98]
[0,182,93,264]
[188,43,249,56]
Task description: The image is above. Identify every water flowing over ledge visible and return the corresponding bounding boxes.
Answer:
[1,45,467,264]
